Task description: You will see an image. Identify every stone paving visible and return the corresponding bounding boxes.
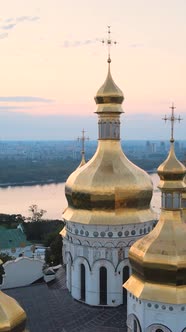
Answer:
[5,267,127,332]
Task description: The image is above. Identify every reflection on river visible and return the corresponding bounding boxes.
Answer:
[0,174,161,220]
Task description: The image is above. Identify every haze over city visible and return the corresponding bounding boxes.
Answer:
[0,0,186,140]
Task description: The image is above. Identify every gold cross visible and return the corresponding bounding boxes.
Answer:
[101,26,117,63]
[77,129,89,157]
[163,103,182,142]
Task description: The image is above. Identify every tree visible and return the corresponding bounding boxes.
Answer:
[28,204,46,222]
[45,234,62,266]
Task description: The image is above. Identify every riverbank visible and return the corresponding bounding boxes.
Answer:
[0,170,157,188]
[0,179,63,188]
[0,175,160,220]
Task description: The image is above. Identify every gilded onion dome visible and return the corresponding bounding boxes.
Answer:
[95,64,124,107]
[0,290,26,331]
[158,142,186,191]
[124,108,186,304]
[63,59,154,225]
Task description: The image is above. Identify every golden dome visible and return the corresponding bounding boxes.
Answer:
[125,209,186,304]
[63,56,154,226]
[124,140,186,304]
[94,64,124,109]
[63,140,154,225]
[158,142,186,190]
[0,291,26,331]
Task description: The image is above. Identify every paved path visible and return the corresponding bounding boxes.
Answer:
[5,267,127,332]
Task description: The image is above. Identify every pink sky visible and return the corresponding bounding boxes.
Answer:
[0,0,186,139]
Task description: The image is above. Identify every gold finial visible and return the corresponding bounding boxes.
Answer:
[102,26,117,64]
[163,103,182,143]
[77,129,89,161]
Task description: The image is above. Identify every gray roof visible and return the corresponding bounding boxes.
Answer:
[5,267,127,332]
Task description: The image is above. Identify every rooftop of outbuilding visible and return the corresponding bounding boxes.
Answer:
[5,267,127,332]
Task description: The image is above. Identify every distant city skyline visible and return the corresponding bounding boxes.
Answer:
[0,0,186,139]
[0,111,184,141]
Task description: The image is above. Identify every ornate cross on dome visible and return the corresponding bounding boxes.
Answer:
[77,129,89,158]
[102,26,117,64]
[163,103,182,143]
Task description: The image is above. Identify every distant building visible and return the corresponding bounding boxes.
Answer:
[0,225,32,258]
[160,141,166,153]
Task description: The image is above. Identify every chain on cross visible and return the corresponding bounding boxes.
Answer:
[77,129,89,158]
[163,103,182,142]
[101,26,117,64]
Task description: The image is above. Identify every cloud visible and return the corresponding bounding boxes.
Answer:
[4,18,14,23]
[0,16,40,39]
[62,39,99,48]
[16,16,40,23]
[0,32,8,39]
[0,106,33,110]
[0,96,54,103]
[1,23,16,30]
[129,43,144,48]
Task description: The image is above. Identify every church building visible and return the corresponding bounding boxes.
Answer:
[124,106,186,331]
[61,28,156,307]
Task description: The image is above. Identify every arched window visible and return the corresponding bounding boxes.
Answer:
[123,266,129,304]
[146,325,171,332]
[166,193,172,209]
[173,193,180,208]
[134,320,137,332]
[80,264,86,301]
[127,314,142,332]
[100,266,107,305]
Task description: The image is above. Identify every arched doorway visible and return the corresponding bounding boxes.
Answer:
[80,263,86,301]
[123,266,129,304]
[100,266,107,305]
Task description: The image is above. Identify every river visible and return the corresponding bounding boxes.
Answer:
[0,174,161,220]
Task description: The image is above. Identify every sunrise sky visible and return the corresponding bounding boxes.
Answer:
[0,0,186,140]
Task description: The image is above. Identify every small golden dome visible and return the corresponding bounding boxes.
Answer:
[95,64,124,107]
[64,140,154,225]
[0,291,26,331]
[78,154,86,168]
[158,142,186,190]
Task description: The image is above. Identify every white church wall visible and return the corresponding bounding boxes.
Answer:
[127,293,144,330]
[127,294,186,332]
[144,300,186,332]
[63,219,156,306]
